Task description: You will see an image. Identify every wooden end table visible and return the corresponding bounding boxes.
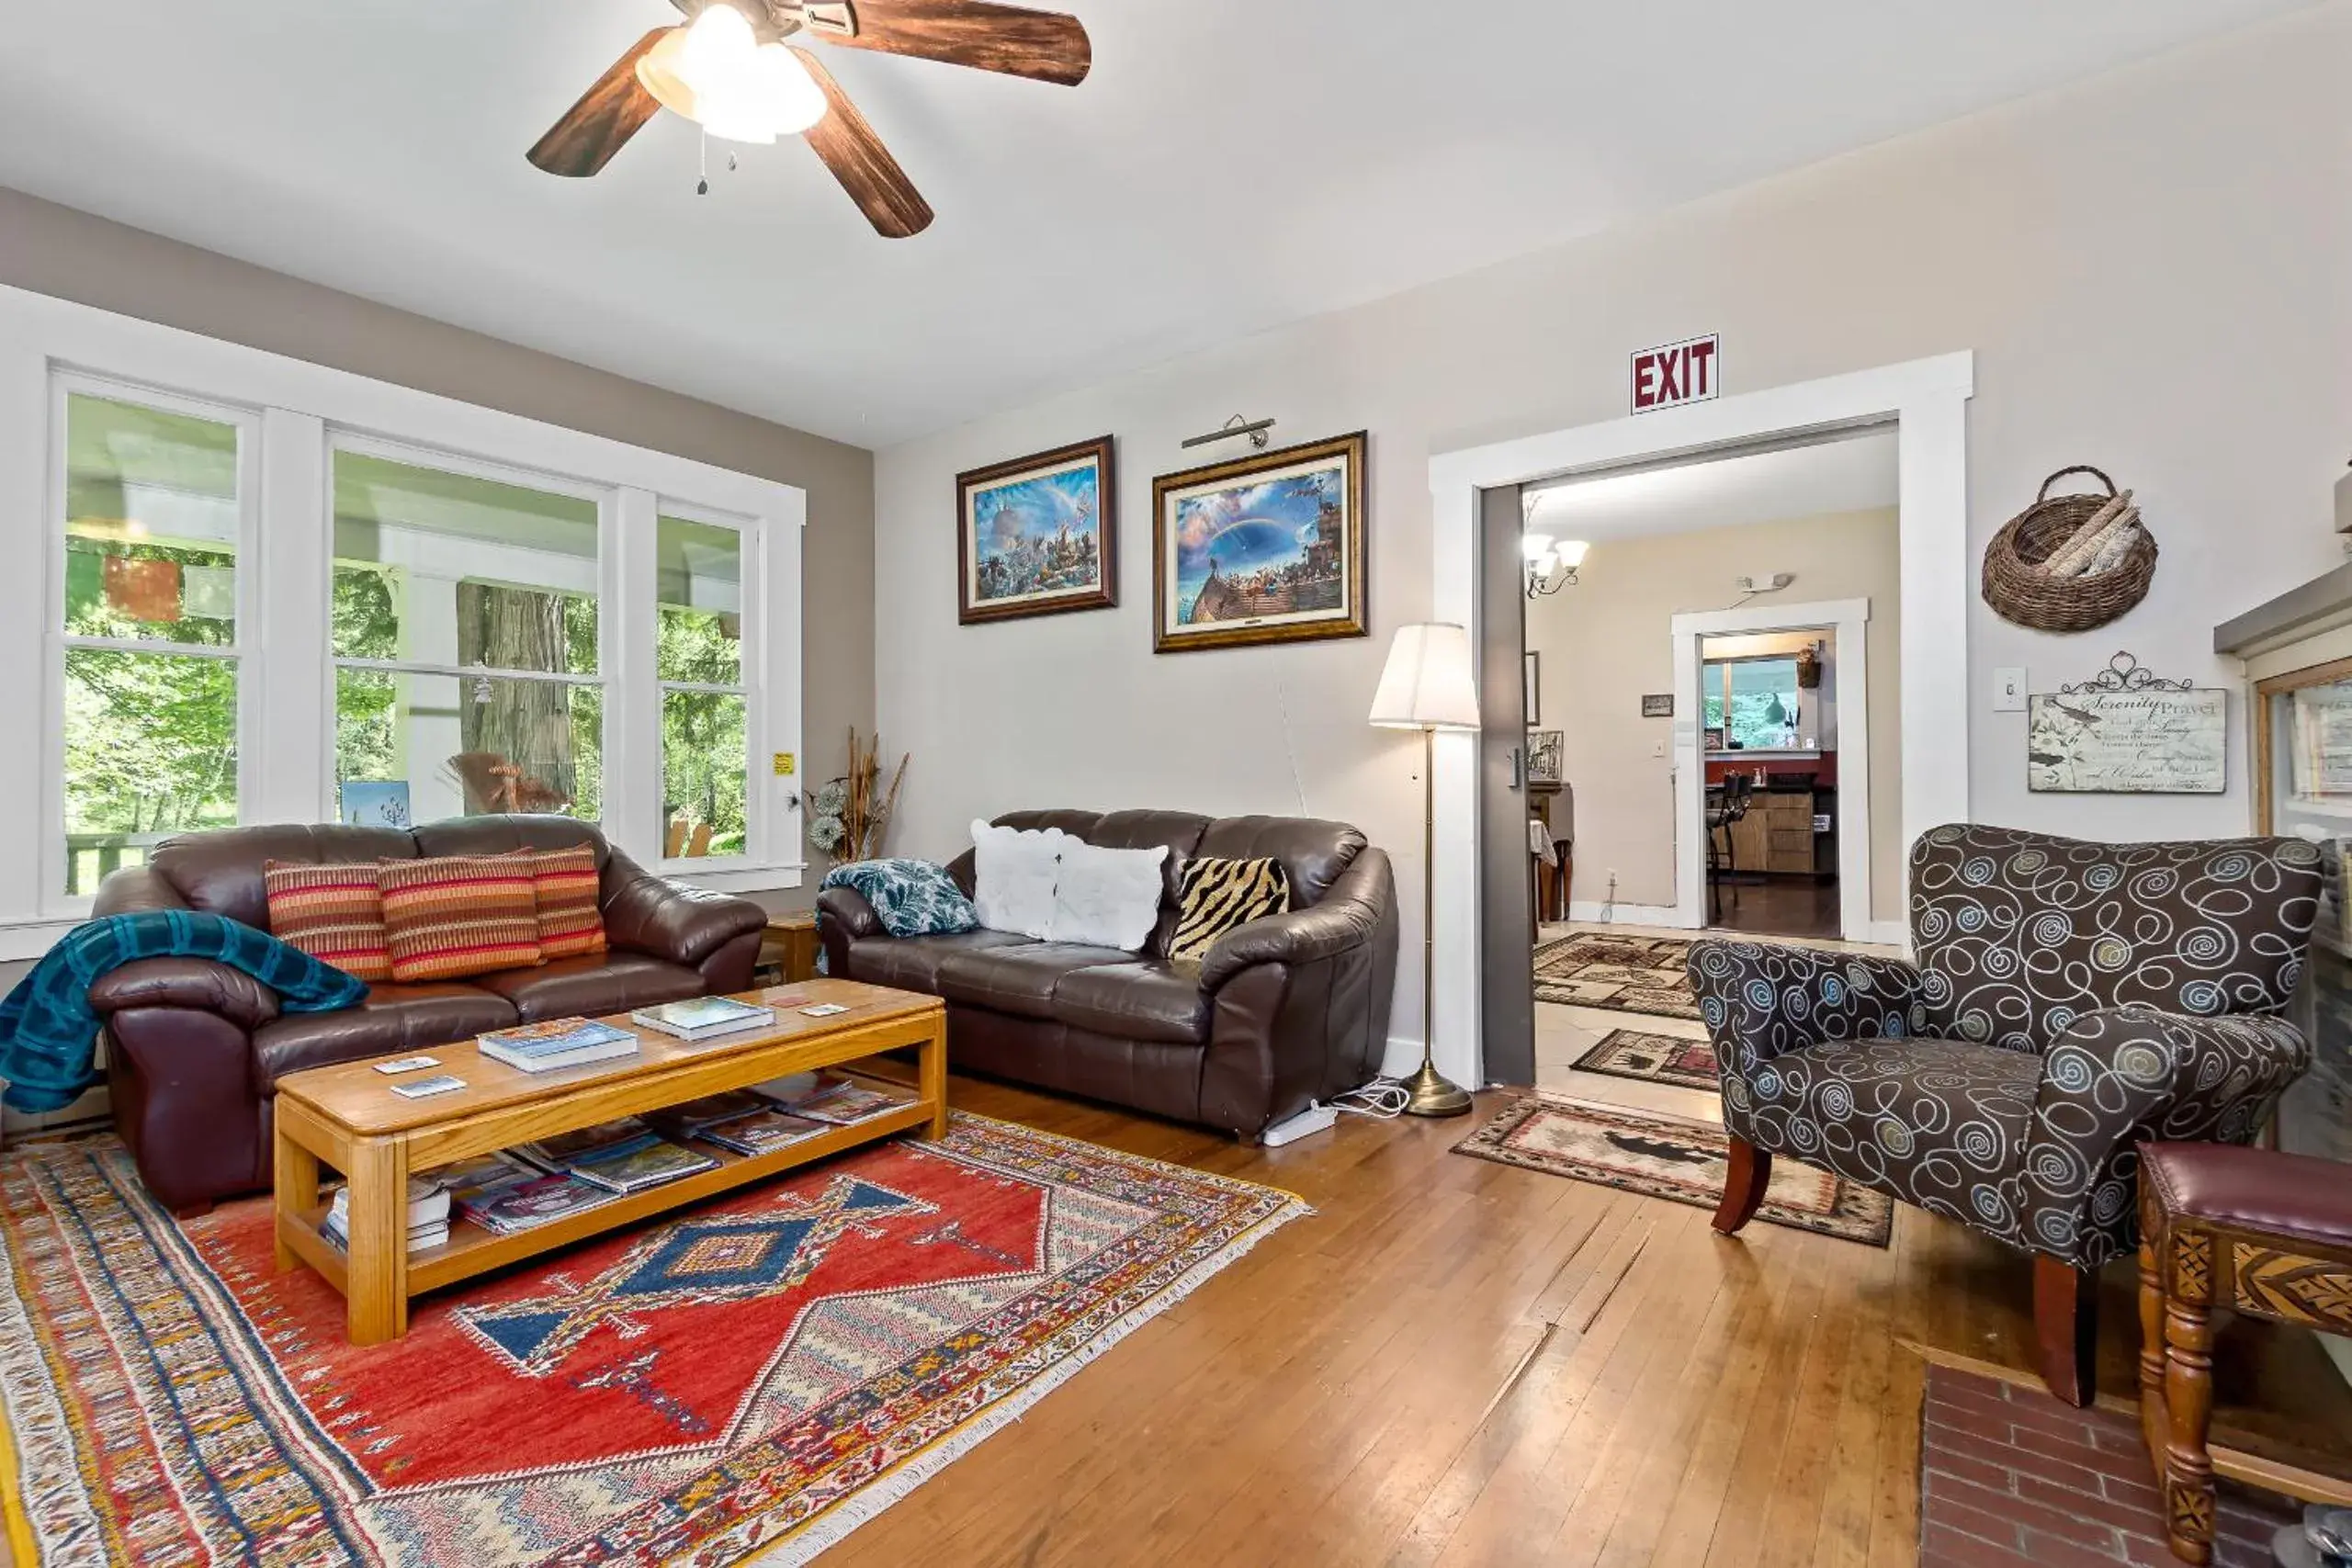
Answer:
[2139,1141,2352,1564]
[271,978,946,1346]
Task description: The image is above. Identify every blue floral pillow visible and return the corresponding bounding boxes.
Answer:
[820,859,980,940]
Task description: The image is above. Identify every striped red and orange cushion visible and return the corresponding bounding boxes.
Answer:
[262,862,394,983]
[520,843,607,961]
[378,854,544,983]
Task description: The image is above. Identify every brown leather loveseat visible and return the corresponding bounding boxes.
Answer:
[818,810,1397,1138]
[90,815,768,1212]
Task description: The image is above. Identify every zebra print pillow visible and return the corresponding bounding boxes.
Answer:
[1168,856,1290,964]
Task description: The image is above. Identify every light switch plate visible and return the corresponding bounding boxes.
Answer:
[1993,667,2028,712]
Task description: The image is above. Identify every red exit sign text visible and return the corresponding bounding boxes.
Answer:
[1632,334,1721,412]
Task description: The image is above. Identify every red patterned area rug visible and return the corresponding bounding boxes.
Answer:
[0,1115,1306,1566]
[1453,1093,1893,1247]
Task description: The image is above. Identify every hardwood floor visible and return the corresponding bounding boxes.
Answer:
[823,1072,2352,1568]
[1709,876,1843,940]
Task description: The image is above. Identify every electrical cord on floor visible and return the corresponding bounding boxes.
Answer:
[1331,1079,1410,1119]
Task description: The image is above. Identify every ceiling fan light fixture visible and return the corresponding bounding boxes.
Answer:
[637,6,829,145]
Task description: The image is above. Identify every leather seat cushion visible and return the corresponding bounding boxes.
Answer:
[1052,961,1211,1044]
[846,930,1033,994]
[932,942,1135,1020]
[472,953,705,1021]
[252,983,517,1090]
[2143,1142,2352,1247]
[1728,1036,2040,1245]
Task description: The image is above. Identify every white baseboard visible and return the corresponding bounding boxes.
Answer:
[1565,900,1686,926]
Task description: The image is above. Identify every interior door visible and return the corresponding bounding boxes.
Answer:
[1477,483,1535,1087]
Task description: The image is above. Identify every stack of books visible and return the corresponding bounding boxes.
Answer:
[648,1090,832,1156]
[321,1175,451,1253]
[479,1018,640,1073]
[630,997,776,1042]
[754,1072,908,1126]
[435,1153,617,1236]
[517,1118,719,1194]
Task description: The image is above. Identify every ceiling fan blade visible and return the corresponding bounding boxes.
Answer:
[792,47,934,239]
[527,27,673,177]
[820,0,1091,86]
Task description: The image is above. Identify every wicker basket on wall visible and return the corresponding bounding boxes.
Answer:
[1980,466,2157,634]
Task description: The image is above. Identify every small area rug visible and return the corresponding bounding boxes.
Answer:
[1453,1093,1892,1247]
[0,1115,1306,1567]
[1569,1028,1720,1091]
[1532,932,1700,1020]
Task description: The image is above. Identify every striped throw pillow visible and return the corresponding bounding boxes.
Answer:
[522,843,607,960]
[1167,856,1291,964]
[263,862,394,983]
[378,854,545,983]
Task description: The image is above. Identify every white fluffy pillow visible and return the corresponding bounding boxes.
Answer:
[1046,841,1169,951]
[969,818,1066,940]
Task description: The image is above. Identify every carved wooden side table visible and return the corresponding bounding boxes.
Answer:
[2139,1141,2352,1565]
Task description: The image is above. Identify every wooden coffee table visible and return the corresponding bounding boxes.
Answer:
[271,978,946,1346]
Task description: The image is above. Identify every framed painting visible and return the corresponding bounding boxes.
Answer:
[1151,431,1367,654]
[956,434,1116,624]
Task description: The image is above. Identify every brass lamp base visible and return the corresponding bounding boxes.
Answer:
[1401,1058,1473,1118]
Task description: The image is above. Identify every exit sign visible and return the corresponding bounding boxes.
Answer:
[1633,334,1721,412]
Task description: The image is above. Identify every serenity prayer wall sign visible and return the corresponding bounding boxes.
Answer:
[2026,653,2226,795]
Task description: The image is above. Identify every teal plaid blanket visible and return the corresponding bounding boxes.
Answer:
[0,910,367,1113]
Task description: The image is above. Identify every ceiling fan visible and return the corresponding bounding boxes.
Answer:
[526,0,1092,239]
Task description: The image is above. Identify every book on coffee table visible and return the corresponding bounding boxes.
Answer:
[479,1018,640,1074]
[629,997,776,1043]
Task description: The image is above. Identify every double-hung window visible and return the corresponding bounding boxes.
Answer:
[656,513,754,861]
[327,442,605,829]
[54,384,256,897]
[4,285,804,950]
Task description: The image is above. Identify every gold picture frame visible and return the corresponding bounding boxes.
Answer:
[1150,431,1367,654]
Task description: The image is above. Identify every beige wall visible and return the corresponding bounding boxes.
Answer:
[1527,509,1902,918]
[0,186,876,917]
[874,7,2352,1059]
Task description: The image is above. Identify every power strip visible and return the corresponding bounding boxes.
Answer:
[1261,1102,1340,1147]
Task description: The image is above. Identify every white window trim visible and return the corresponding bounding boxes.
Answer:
[0,281,807,951]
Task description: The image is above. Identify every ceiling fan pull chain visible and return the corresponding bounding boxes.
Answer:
[696,128,709,197]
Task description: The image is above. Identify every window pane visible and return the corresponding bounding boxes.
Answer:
[64,648,237,896]
[63,393,240,645]
[331,449,599,673]
[662,689,747,857]
[1724,658,1802,750]
[657,516,742,685]
[334,669,601,826]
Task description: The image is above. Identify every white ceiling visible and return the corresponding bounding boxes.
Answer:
[1524,428,1898,544]
[0,1,2315,447]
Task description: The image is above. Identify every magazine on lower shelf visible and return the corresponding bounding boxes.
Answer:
[516,1117,720,1194]
[648,1091,833,1157]
[753,1071,910,1127]
[435,1154,619,1236]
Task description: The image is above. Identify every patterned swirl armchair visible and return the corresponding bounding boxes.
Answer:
[1688,824,2321,1405]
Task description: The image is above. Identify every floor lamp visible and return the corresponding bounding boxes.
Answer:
[1369,623,1480,1118]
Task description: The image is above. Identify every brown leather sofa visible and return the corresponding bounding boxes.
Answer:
[818,810,1397,1137]
[89,815,768,1212]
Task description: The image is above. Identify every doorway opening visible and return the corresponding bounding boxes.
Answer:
[1517,426,1901,1095]
[1430,350,1972,1094]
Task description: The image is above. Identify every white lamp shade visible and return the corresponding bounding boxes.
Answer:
[1369,623,1481,730]
[1554,539,1590,569]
